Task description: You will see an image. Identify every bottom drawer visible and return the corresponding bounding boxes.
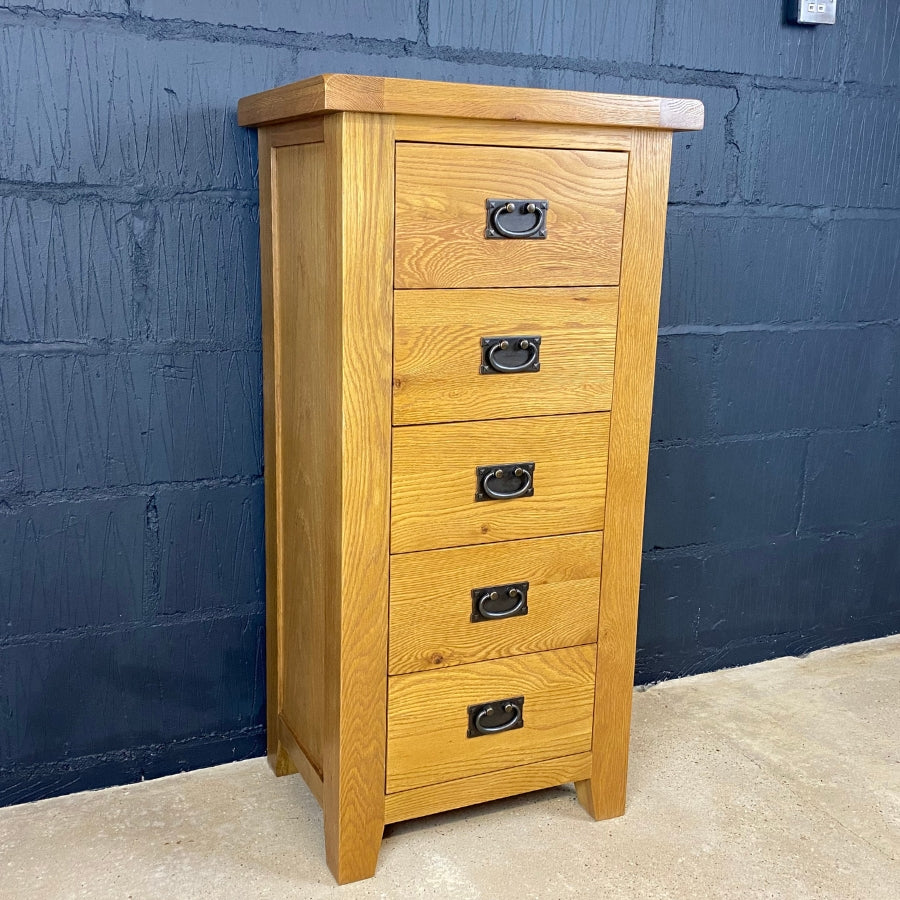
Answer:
[386,644,596,793]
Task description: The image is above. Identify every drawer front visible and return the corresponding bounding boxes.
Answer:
[389,532,603,675]
[395,143,628,289]
[393,287,618,425]
[386,644,596,793]
[391,413,609,553]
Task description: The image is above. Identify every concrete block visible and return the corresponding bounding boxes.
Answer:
[135,0,420,40]
[0,614,265,768]
[0,496,145,636]
[1,1,128,11]
[141,200,261,344]
[886,330,900,424]
[659,0,842,80]
[0,24,295,189]
[428,0,655,64]
[650,334,717,443]
[643,436,806,549]
[747,89,900,209]
[0,197,135,342]
[143,351,263,483]
[844,4,900,86]
[158,482,264,614]
[819,218,900,323]
[0,354,145,494]
[715,327,893,433]
[0,729,265,807]
[0,351,261,494]
[802,427,900,533]
[661,211,823,327]
[637,526,900,682]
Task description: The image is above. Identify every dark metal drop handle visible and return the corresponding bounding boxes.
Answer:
[474,702,522,735]
[490,201,546,239]
[482,466,533,500]
[476,587,527,620]
[487,339,539,373]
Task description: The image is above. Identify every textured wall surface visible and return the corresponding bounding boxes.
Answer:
[1,0,898,805]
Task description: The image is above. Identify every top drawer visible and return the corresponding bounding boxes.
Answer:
[395,143,628,289]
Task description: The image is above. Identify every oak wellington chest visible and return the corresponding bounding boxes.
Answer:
[238,74,703,885]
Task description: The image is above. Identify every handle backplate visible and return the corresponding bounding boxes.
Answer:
[480,335,541,375]
[471,580,530,623]
[467,696,525,738]
[485,199,548,240]
[474,462,535,502]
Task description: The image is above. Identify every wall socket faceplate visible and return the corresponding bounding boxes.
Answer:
[796,0,836,25]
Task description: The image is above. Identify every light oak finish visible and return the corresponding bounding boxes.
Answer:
[386,645,596,793]
[258,128,290,779]
[395,143,627,289]
[393,287,618,425]
[389,532,603,674]
[239,73,705,132]
[575,129,674,821]
[277,714,324,808]
[384,751,592,824]
[261,113,395,885]
[244,74,701,885]
[266,117,324,148]
[391,413,610,553]
[272,142,329,778]
[394,115,633,151]
[320,112,395,884]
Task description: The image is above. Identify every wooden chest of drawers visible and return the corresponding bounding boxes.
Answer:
[238,74,703,885]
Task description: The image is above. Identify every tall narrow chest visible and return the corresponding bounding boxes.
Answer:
[238,75,703,885]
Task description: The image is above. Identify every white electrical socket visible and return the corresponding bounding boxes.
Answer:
[796,0,836,25]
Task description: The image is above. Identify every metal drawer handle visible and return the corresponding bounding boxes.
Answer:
[482,466,533,500]
[487,338,540,373]
[474,462,535,502]
[477,587,527,620]
[485,199,548,240]
[470,580,530,623]
[475,702,521,734]
[467,696,525,738]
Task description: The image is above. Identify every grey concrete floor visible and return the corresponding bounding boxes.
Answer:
[2,636,898,899]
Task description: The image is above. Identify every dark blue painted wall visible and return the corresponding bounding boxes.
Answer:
[1,0,898,804]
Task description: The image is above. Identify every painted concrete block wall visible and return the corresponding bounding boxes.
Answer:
[0,0,897,804]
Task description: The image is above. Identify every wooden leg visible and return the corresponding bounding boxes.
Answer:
[319,113,393,886]
[575,773,626,821]
[579,130,674,828]
[324,798,384,885]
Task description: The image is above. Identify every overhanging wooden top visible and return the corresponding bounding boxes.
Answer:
[238,74,704,132]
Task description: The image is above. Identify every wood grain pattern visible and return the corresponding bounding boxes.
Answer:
[272,142,329,777]
[386,645,596,793]
[258,128,286,776]
[394,115,633,151]
[384,751,592,824]
[389,532,603,674]
[575,129,674,822]
[393,287,618,425]
[394,143,627,289]
[245,79,698,879]
[391,412,610,553]
[278,714,324,808]
[238,74,705,132]
[320,112,395,884]
[266,117,325,148]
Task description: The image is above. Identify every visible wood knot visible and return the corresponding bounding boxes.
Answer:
[431,653,444,665]
[480,524,490,534]
[392,377,402,389]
